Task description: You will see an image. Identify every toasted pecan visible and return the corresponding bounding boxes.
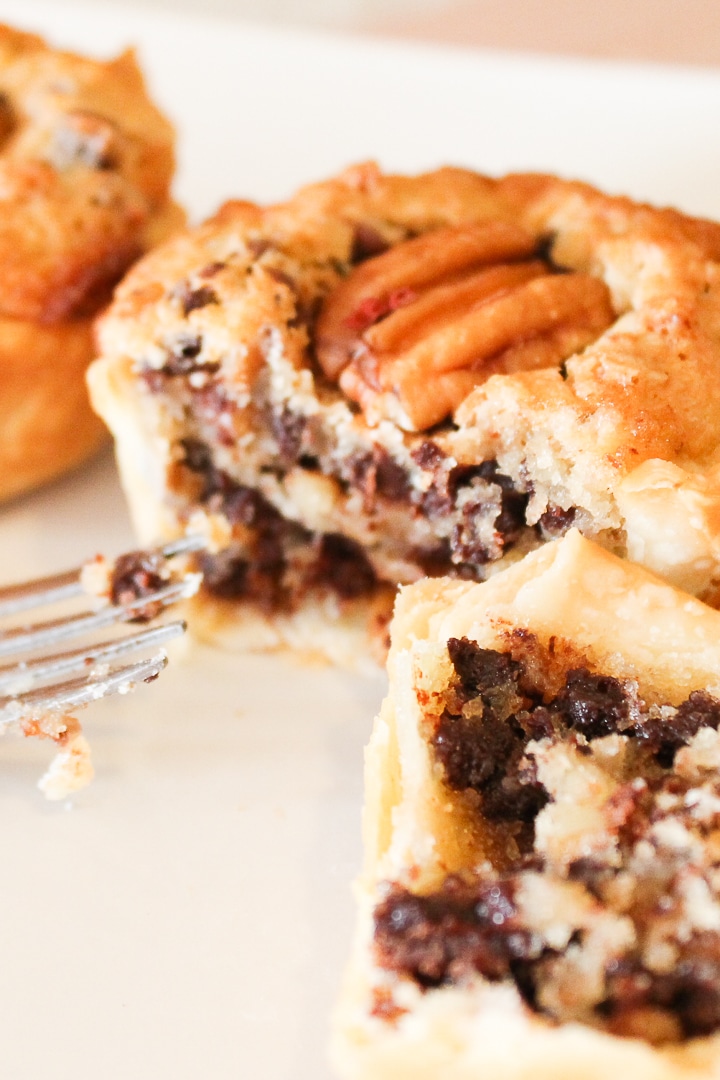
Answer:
[316,221,537,379]
[317,223,615,430]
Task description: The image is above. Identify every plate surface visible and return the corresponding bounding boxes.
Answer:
[0,3,719,1076]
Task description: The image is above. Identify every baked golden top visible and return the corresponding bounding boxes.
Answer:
[100,159,720,458]
[0,23,176,323]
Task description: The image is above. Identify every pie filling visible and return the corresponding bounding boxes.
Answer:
[133,222,611,615]
[373,637,720,1044]
[171,434,563,610]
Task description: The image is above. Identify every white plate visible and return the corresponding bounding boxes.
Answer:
[0,4,719,1076]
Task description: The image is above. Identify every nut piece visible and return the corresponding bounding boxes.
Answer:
[316,222,615,431]
[316,221,538,379]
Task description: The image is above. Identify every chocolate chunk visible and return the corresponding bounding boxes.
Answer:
[178,437,212,476]
[412,541,453,578]
[446,637,523,701]
[310,534,377,599]
[346,446,411,508]
[411,440,446,472]
[110,550,167,621]
[158,334,208,377]
[183,447,379,609]
[350,222,391,263]
[424,460,529,564]
[434,639,548,826]
[247,237,272,259]
[604,934,720,1039]
[265,267,298,293]
[180,284,219,316]
[552,668,631,740]
[198,261,226,279]
[374,876,535,988]
[641,689,720,767]
[0,93,15,147]
[476,461,529,548]
[433,707,520,793]
[199,550,250,600]
[269,408,306,465]
[537,505,577,538]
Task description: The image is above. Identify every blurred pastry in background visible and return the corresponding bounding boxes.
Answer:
[0,23,182,502]
[333,529,720,1077]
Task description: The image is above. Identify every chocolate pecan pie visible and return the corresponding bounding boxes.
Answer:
[332,530,720,1077]
[88,162,720,663]
[0,23,181,502]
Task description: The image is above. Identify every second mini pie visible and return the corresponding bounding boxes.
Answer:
[0,23,181,502]
[89,162,720,663]
[332,530,720,1078]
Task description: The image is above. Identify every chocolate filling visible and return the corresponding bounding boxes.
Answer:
[180,439,378,611]
[375,875,536,990]
[271,409,535,573]
[110,549,168,622]
[375,637,720,1043]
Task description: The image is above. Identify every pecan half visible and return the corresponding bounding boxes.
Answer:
[316,222,615,431]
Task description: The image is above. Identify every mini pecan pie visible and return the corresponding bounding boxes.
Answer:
[89,162,720,663]
[332,530,720,1077]
[0,23,182,502]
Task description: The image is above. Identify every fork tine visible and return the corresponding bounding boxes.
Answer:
[0,568,84,618]
[0,537,205,798]
[0,653,171,725]
[0,534,205,619]
[0,574,201,659]
[0,620,187,696]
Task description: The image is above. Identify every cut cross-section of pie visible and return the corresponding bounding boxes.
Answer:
[332,529,720,1078]
[88,162,720,664]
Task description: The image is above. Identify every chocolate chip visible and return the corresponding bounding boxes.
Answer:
[110,550,167,621]
[269,408,306,465]
[308,534,377,600]
[411,440,446,471]
[374,876,535,988]
[198,261,226,279]
[552,668,631,740]
[537,505,577,538]
[446,637,523,701]
[640,689,720,767]
[181,284,219,316]
[350,222,390,263]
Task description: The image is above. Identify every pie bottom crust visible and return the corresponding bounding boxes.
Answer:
[331,530,720,1079]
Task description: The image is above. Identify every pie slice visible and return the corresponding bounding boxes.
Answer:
[88,162,720,664]
[332,529,720,1078]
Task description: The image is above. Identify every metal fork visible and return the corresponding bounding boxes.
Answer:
[0,535,204,729]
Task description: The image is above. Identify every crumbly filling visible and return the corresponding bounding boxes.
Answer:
[175,431,543,609]
[179,439,378,610]
[134,229,591,610]
[374,637,720,1044]
[110,549,170,621]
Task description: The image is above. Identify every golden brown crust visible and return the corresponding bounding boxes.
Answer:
[0,23,180,501]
